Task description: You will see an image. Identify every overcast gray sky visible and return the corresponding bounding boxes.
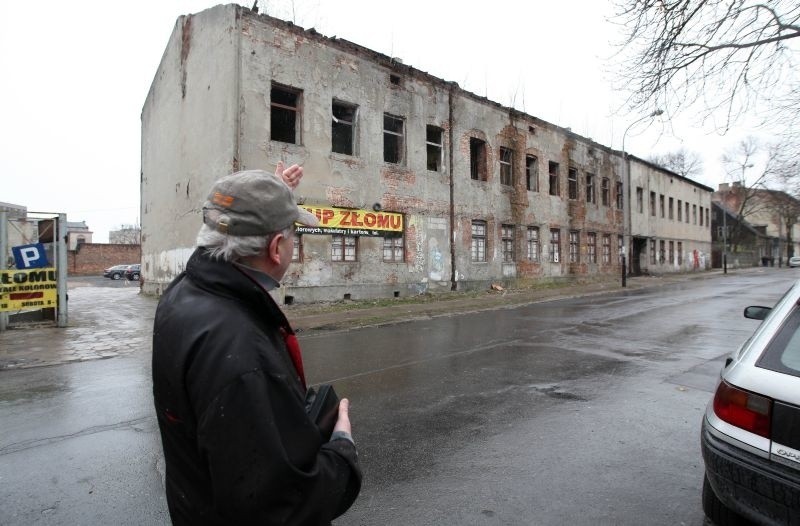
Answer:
[1,0,759,242]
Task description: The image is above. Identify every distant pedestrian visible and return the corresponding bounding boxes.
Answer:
[152,163,361,525]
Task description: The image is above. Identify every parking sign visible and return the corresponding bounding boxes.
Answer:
[12,243,50,269]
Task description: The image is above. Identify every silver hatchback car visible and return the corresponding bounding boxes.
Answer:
[702,281,800,524]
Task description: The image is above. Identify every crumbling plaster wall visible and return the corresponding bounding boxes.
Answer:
[141,5,241,295]
[235,15,453,301]
[450,98,624,288]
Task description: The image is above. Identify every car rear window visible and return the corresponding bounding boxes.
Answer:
[757,303,800,378]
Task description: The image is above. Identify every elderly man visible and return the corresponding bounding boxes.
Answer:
[152,164,361,525]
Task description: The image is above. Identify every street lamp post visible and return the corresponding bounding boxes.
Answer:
[621,109,663,288]
[722,197,727,274]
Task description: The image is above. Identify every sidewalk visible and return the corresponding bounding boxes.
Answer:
[0,268,754,370]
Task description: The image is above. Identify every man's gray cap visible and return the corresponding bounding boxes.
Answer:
[202,170,319,236]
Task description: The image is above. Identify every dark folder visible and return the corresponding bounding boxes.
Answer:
[306,384,340,440]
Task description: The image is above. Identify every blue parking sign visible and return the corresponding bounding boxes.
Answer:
[12,243,50,269]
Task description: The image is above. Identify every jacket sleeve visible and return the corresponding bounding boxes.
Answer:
[195,369,362,525]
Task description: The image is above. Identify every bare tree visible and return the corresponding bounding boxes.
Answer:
[613,0,800,133]
[649,148,704,178]
[720,137,800,258]
[109,224,141,245]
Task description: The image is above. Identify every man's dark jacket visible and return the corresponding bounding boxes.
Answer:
[152,249,361,525]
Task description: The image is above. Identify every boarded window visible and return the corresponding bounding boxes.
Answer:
[332,235,357,262]
[471,220,487,262]
[500,148,514,186]
[383,113,405,164]
[383,236,404,262]
[526,155,538,191]
[292,235,302,262]
[549,162,560,196]
[587,232,597,263]
[271,84,301,144]
[569,230,580,263]
[426,126,443,172]
[527,226,539,262]
[501,224,515,262]
[550,229,561,263]
[470,138,487,181]
[332,101,357,155]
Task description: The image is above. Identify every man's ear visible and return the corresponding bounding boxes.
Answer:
[266,233,284,265]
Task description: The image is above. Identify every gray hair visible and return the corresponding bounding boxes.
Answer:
[196,224,293,262]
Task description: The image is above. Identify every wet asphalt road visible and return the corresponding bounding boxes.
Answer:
[1,270,796,525]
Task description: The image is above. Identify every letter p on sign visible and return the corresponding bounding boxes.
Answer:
[12,243,50,269]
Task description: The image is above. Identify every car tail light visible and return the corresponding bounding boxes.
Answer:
[713,380,772,438]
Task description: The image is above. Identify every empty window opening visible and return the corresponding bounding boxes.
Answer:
[668,197,674,220]
[383,236,404,262]
[678,200,683,221]
[501,224,515,262]
[500,147,514,186]
[616,182,624,209]
[389,74,401,85]
[271,84,301,144]
[284,295,294,305]
[332,101,357,155]
[601,178,610,206]
[471,220,487,262]
[526,155,538,191]
[470,138,487,181]
[549,162,560,196]
[568,168,578,200]
[426,125,443,172]
[383,113,405,164]
[586,173,596,204]
[669,240,675,264]
[660,194,665,218]
[650,191,657,216]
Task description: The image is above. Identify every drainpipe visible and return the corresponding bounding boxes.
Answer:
[448,82,457,291]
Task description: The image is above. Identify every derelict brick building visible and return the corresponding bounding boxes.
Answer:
[141,4,712,303]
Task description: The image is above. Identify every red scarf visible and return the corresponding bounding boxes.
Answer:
[280,328,306,390]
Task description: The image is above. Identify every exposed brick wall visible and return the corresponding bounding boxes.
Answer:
[67,244,141,276]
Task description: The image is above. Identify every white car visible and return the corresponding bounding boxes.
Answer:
[701,280,800,524]
[789,256,800,268]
